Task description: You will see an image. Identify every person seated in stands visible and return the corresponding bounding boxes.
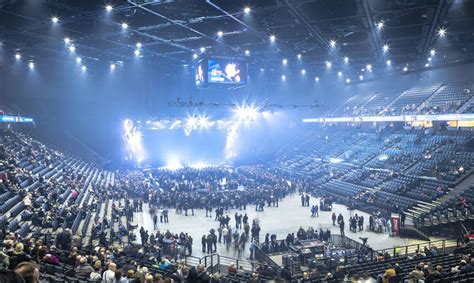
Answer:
[75,256,94,278]
[15,261,40,283]
[458,259,473,274]
[333,266,345,281]
[408,264,425,282]
[228,263,237,273]
[102,262,117,283]
[425,265,444,283]
[196,264,210,282]
[8,242,31,269]
[42,252,60,266]
[90,261,102,281]
[324,272,334,282]
[413,249,424,259]
[378,264,396,283]
[0,268,24,283]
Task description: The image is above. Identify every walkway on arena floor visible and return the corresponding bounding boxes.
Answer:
[131,193,446,259]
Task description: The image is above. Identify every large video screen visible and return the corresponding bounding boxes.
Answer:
[195,63,206,87]
[207,58,247,85]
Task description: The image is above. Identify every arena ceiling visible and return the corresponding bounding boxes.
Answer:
[0,0,473,78]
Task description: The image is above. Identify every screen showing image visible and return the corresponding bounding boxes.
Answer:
[207,59,247,85]
[195,63,206,87]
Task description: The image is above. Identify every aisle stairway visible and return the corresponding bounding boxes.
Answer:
[407,173,474,225]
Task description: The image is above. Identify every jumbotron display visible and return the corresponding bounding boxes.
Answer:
[207,58,247,85]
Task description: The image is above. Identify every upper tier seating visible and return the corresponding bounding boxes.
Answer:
[382,83,442,115]
[420,81,474,114]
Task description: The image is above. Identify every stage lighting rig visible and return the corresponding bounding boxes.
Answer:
[167,99,319,111]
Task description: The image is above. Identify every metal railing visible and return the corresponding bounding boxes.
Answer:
[255,242,282,274]
[368,238,459,260]
[184,254,260,274]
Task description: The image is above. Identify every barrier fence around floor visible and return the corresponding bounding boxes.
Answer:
[369,238,460,260]
[184,254,261,274]
[251,235,461,273]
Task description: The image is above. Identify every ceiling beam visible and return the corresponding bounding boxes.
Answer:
[282,0,343,62]
[419,0,448,59]
[360,0,382,63]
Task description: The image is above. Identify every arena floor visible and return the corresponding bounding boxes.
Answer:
[131,193,446,259]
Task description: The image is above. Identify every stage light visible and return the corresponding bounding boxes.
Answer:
[217,31,223,37]
[366,64,372,71]
[15,53,21,60]
[28,62,34,69]
[69,45,75,52]
[297,54,302,59]
[64,37,70,44]
[234,104,259,122]
[186,116,198,128]
[110,63,116,70]
[337,71,342,77]
[346,78,351,83]
[438,28,446,37]
[281,75,286,81]
[76,57,82,63]
[270,35,276,42]
[301,69,306,75]
[425,63,429,67]
[51,17,59,24]
[376,21,384,30]
[200,47,206,53]
[382,44,389,53]
[245,50,250,56]
[198,115,211,129]
[134,49,140,56]
[282,59,288,65]
[121,22,128,29]
[430,49,436,56]
[136,42,142,48]
[386,60,391,66]
[403,66,408,72]
[329,40,336,48]
[106,5,113,12]
[325,61,332,68]
[244,7,251,13]
[359,75,363,81]
[315,76,319,82]
[81,65,87,72]
[193,54,198,59]
[344,56,349,63]
[166,157,182,170]
[428,57,432,62]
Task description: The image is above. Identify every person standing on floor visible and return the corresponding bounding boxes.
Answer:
[339,220,345,236]
[153,214,158,230]
[201,235,206,253]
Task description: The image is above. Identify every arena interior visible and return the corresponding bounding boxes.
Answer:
[1,0,474,282]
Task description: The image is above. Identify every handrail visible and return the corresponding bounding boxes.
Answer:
[369,238,459,260]
[254,242,282,274]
